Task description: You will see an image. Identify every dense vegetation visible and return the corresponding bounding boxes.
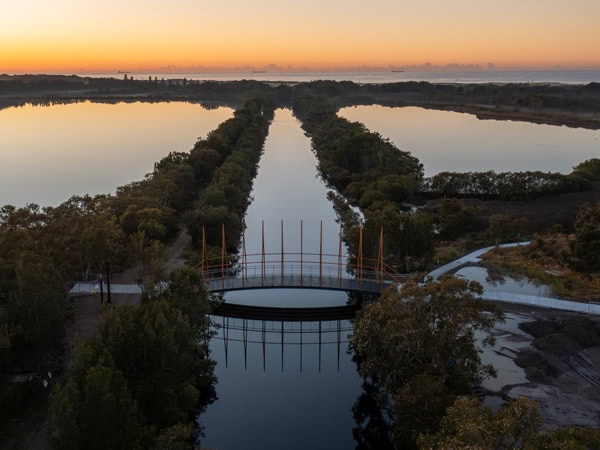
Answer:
[0,96,274,447]
[421,169,591,200]
[293,95,434,270]
[353,276,504,448]
[48,268,215,449]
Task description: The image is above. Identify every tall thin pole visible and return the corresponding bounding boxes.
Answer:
[319,221,323,287]
[281,220,284,286]
[338,222,343,289]
[261,220,265,286]
[242,222,247,287]
[300,220,303,287]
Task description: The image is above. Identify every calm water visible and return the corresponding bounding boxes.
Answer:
[200,109,362,450]
[339,105,600,176]
[0,101,233,206]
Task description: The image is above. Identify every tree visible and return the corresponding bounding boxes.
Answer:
[48,344,142,450]
[126,231,166,298]
[418,396,600,449]
[354,276,504,448]
[417,397,542,449]
[571,202,600,272]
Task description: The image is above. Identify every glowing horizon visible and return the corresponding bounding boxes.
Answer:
[2,0,599,74]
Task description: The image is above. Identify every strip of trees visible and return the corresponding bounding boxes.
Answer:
[293,95,433,271]
[420,169,591,200]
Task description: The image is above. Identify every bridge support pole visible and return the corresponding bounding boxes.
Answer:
[338,223,343,289]
[281,220,284,286]
[241,223,247,288]
[300,220,303,287]
[319,221,323,288]
[261,221,265,287]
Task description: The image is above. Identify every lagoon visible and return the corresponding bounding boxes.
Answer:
[339,105,600,176]
[0,101,233,207]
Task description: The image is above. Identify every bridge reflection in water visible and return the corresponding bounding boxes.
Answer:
[210,303,358,372]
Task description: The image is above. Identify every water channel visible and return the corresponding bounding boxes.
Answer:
[200,108,362,450]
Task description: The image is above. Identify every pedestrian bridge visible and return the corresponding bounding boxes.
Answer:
[202,255,409,295]
[199,221,409,295]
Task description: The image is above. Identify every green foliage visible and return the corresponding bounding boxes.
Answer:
[48,346,142,450]
[48,269,216,449]
[417,397,542,449]
[571,202,600,272]
[418,396,600,450]
[421,170,591,200]
[354,276,504,448]
[293,96,428,269]
[572,158,600,181]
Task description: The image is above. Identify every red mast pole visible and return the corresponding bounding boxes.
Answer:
[319,221,323,287]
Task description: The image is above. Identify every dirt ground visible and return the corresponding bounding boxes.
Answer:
[483,304,600,429]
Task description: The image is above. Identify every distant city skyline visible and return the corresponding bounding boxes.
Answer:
[2,0,599,74]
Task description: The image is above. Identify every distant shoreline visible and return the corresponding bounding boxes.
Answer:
[1,74,599,130]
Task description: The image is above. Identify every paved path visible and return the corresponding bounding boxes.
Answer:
[69,241,600,315]
[426,242,531,280]
[69,282,142,295]
[427,241,600,315]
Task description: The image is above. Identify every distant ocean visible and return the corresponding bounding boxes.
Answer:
[80,69,600,84]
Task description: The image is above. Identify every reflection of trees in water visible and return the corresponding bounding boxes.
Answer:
[351,378,394,450]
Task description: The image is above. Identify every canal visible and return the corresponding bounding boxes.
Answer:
[199,109,363,450]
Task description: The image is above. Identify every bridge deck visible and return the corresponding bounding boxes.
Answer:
[205,273,392,294]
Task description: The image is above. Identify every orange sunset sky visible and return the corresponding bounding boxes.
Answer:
[2,0,599,73]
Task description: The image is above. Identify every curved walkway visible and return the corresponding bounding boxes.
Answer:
[427,242,600,315]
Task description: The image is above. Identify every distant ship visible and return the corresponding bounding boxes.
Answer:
[117,71,131,74]
[391,70,404,73]
[252,70,266,73]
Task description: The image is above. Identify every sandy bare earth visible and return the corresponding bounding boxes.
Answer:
[482,304,600,429]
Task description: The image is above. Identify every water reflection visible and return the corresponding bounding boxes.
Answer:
[455,266,551,297]
[202,291,362,450]
[0,101,233,206]
[339,105,600,176]
[211,315,354,372]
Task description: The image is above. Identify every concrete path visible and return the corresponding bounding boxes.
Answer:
[69,282,142,295]
[426,241,600,315]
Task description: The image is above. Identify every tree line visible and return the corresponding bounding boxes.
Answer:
[293,95,434,271]
[420,169,592,200]
[0,97,274,447]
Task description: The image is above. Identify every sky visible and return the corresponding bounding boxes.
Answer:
[2,0,599,73]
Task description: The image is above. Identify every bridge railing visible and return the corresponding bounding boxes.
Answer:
[201,252,409,292]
